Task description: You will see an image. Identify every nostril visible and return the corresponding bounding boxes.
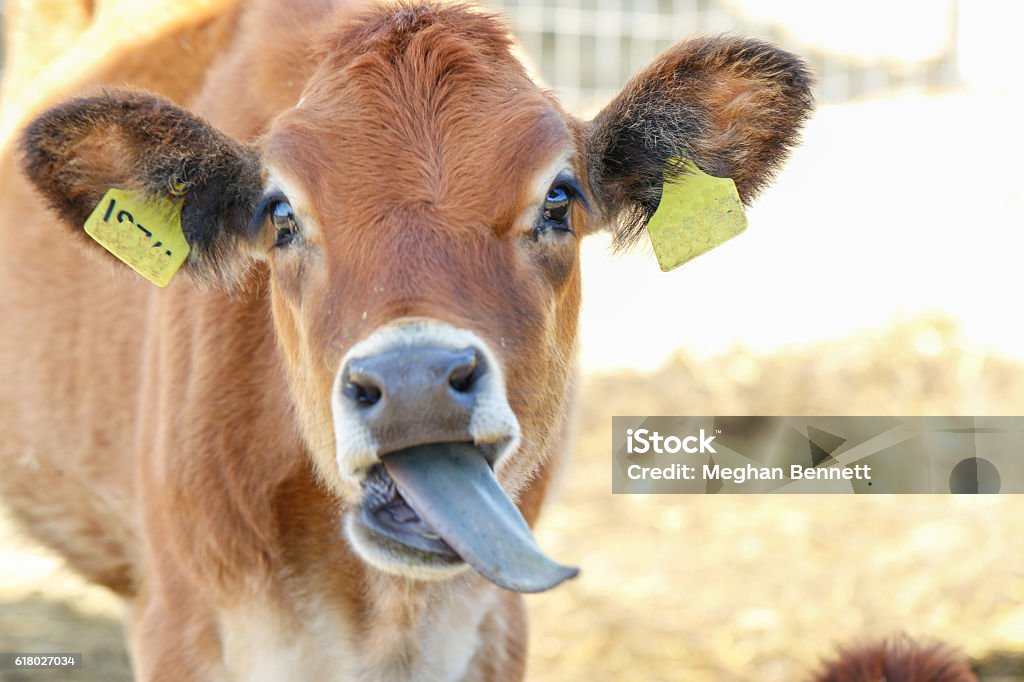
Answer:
[448,348,484,394]
[343,370,383,407]
[349,382,382,406]
[448,367,474,393]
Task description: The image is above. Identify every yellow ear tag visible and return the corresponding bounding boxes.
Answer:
[84,188,190,287]
[645,158,747,272]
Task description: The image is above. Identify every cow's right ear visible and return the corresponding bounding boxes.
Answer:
[21,89,264,286]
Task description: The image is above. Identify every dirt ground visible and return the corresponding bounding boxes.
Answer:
[1,316,1023,681]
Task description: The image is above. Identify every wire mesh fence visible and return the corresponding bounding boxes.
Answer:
[483,0,962,114]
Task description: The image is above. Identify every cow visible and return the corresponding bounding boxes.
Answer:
[813,638,979,682]
[0,0,812,679]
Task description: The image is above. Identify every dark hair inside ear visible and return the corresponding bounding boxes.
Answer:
[590,96,707,250]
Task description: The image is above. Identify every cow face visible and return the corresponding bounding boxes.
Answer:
[21,5,811,591]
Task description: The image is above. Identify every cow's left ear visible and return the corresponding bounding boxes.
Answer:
[21,89,264,286]
[585,37,814,247]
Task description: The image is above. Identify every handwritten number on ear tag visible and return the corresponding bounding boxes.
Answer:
[645,158,748,272]
[84,188,189,287]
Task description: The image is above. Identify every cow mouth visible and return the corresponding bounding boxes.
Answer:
[359,462,461,559]
[357,442,579,593]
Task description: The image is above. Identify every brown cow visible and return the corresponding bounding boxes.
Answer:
[0,0,812,679]
[813,638,979,682]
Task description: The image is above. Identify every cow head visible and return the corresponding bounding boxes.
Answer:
[21,4,812,592]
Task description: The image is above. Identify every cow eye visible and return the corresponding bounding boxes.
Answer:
[541,185,572,228]
[270,200,297,247]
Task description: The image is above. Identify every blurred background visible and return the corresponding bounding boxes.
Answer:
[1,0,1023,680]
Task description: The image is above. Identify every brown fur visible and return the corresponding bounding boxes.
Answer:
[813,638,978,682]
[1,1,811,680]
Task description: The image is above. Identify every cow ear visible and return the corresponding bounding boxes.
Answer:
[21,89,264,286]
[585,37,814,247]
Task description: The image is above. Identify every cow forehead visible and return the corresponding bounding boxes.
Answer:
[260,3,575,237]
[265,101,572,235]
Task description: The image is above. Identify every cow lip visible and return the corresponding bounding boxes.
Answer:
[358,460,462,560]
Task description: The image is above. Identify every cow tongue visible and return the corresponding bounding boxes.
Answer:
[381,443,579,593]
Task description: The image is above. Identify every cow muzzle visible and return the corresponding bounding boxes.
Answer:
[332,318,577,593]
[341,345,486,456]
